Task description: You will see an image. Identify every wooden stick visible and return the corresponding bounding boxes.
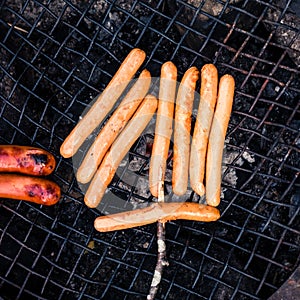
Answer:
[147,170,168,300]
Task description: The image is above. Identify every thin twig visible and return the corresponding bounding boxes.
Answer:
[7,22,28,33]
[147,221,168,300]
[147,168,168,300]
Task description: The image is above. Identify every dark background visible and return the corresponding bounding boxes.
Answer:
[0,0,299,299]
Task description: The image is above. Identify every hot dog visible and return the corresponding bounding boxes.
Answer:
[0,174,61,205]
[76,69,151,184]
[172,67,199,195]
[60,48,146,158]
[190,64,218,196]
[0,145,56,176]
[149,62,177,198]
[94,202,220,232]
[206,74,235,206]
[84,94,158,208]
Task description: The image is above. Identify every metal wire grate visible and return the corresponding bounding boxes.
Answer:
[0,0,299,299]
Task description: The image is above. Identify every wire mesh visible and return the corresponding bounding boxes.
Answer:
[0,0,299,299]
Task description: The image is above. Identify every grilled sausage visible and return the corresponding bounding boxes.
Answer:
[149,62,177,198]
[206,74,235,206]
[0,145,56,176]
[60,48,146,158]
[94,202,220,232]
[0,174,61,205]
[84,94,158,208]
[172,67,199,195]
[76,69,151,184]
[190,64,218,196]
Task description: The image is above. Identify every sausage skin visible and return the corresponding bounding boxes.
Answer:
[190,64,218,196]
[149,62,177,198]
[172,67,199,195]
[0,145,56,176]
[60,48,146,158]
[206,74,235,206]
[0,174,61,205]
[84,94,158,208]
[76,69,151,184]
[94,202,220,232]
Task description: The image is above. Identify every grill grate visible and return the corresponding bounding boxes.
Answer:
[0,0,299,299]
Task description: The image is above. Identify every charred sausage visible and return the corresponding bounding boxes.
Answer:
[0,174,61,205]
[0,145,56,176]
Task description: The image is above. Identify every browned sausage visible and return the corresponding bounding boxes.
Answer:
[149,62,177,198]
[60,48,146,158]
[190,64,218,196]
[172,67,199,195]
[76,69,151,184]
[206,74,235,206]
[94,202,220,232]
[0,145,56,176]
[84,94,158,208]
[0,174,61,205]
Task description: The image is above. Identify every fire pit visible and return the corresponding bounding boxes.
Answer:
[0,0,299,299]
